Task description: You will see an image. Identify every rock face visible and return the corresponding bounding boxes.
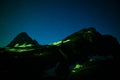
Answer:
[7,32,40,48]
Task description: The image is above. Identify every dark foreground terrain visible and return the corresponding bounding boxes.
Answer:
[0,27,120,80]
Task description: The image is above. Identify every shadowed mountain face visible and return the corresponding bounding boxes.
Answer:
[0,27,120,80]
[7,32,40,48]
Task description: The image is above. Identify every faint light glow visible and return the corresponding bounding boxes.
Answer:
[6,48,34,52]
[89,58,95,62]
[63,39,70,43]
[14,43,33,48]
[72,70,76,72]
[72,64,83,73]
[49,39,70,46]
[34,53,44,56]
[14,43,19,47]
[51,41,62,46]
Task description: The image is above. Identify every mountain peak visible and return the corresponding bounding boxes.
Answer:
[15,32,32,40]
[7,32,40,48]
[18,32,28,36]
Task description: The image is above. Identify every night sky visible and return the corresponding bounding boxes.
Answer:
[0,0,119,47]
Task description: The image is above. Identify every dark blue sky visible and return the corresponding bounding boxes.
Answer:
[0,0,119,47]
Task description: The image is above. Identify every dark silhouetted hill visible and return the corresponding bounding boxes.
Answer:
[7,32,40,48]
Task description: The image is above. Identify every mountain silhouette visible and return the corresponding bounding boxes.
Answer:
[0,28,119,80]
[7,32,40,48]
